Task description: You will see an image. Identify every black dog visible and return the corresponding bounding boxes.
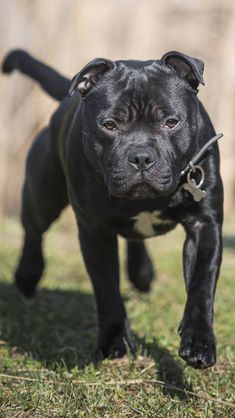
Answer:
[2,49,223,368]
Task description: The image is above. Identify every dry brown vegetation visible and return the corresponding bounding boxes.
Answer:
[1,0,235,216]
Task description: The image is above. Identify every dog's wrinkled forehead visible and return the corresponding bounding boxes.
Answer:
[108,60,171,92]
[99,65,168,125]
[105,60,183,113]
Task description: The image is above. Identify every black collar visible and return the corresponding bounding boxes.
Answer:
[180,133,223,178]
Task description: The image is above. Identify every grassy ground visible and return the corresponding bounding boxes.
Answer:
[0,209,235,417]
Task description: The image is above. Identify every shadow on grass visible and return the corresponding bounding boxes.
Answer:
[0,282,191,398]
[0,282,98,369]
[134,335,192,399]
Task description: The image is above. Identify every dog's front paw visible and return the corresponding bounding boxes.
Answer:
[178,326,216,369]
[97,319,136,360]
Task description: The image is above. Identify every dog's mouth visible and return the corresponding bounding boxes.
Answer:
[107,169,176,200]
[109,179,174,200]
[127,183,158,199]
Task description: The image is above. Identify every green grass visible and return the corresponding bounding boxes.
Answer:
[0,209,235,417]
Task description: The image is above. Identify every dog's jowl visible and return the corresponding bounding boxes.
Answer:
[2,49,223,368]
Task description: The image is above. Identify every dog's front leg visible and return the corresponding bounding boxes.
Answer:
[179,221,222,368]
[78,224,135,359]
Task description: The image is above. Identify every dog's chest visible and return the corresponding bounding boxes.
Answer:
[131,210,176,238]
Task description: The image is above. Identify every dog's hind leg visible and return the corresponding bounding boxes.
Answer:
[15,129,68,297]
[126,240,155,292]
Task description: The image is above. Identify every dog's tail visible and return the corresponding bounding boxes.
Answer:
[2,49,70,101]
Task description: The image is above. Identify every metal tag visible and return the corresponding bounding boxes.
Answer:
[182,165,206,202]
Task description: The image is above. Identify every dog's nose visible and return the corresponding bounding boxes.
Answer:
[128,150,155,171]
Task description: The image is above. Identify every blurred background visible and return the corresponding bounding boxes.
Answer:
[0,0,235,217]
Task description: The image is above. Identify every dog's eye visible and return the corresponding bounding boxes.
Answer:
[103,121,117,131]
[164,119,178,129]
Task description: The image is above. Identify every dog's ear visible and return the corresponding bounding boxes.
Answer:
[161,51,204,90]
[69,58,114,97]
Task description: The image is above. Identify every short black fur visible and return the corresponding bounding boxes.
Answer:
[2,49,223,368]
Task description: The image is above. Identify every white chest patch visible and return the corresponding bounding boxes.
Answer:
[132,210,171,238]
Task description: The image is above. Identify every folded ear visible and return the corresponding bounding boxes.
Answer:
[68,58,114,97]
[161,51,204,90]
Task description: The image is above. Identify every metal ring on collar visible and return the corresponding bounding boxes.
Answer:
[187,165,205,189]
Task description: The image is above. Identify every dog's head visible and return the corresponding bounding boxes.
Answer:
[69,51,204,200]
